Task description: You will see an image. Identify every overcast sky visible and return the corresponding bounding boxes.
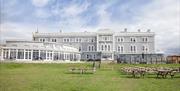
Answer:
[0,0,180,55]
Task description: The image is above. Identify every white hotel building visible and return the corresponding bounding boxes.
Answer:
[0,29,163,63]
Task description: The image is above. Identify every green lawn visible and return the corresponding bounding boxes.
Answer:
[0,63,180,91]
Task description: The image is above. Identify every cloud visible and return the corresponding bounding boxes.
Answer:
[34,8,51,18]
[134,0,180,53]
[59,1,90,18]
[0,22,55,44]
[90,0,180,54]
[0,22,33,43]
[31,0,49,7]
[0,0,179,54]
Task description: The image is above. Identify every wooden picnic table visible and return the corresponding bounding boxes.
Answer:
[70,67,96,74]
[157,69,171,78]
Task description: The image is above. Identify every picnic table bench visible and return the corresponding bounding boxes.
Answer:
[157,69,171,78]
[69,67,96,74]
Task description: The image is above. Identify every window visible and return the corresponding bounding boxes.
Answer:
[79,46,81,51]
[142,37,148,42]
[70,38,73,42]
[117,46,123,52]
[91,39,94,42]
[76,38,78,42]
[142,46,145,51]
[63,38,70,42]
[142,45,148,52]
[63,39,66,42]
[75,38,81,42]
[105,37,107,41]
[88,46,91,51]
[39,38,46,42]
[52,38,57,42]
[79,38,81,42]
[101,45,104,51]
[86,54,89,59]
[101,36,111,41]
[130,37,136,42]
[88,45,94,51]
[117,37,124,42]
[67,39,69,42]
[105,45,107,51]
[118,38,120,42]
[108,45,110,51]
[92,46,94,51]
[121,46,123,52]
[145,38,148,42]
[130,45,136,53]
[134,46,136,52]
[121,38,124,42]
[17,49,24,59]
[118,46,121,52]
[131,46,133,51]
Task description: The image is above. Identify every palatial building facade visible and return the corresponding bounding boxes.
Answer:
[32,29,163,63]
[0,28,164,63]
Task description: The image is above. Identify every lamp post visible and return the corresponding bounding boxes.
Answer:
[150,53,152,64]
[142,52,144,63]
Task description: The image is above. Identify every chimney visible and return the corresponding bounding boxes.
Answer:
[138,29,141,32]
[124,28,127,32]
[35,27,39,33]
[59,30,62,33]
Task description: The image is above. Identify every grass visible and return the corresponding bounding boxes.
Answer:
[0,63,180,91]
